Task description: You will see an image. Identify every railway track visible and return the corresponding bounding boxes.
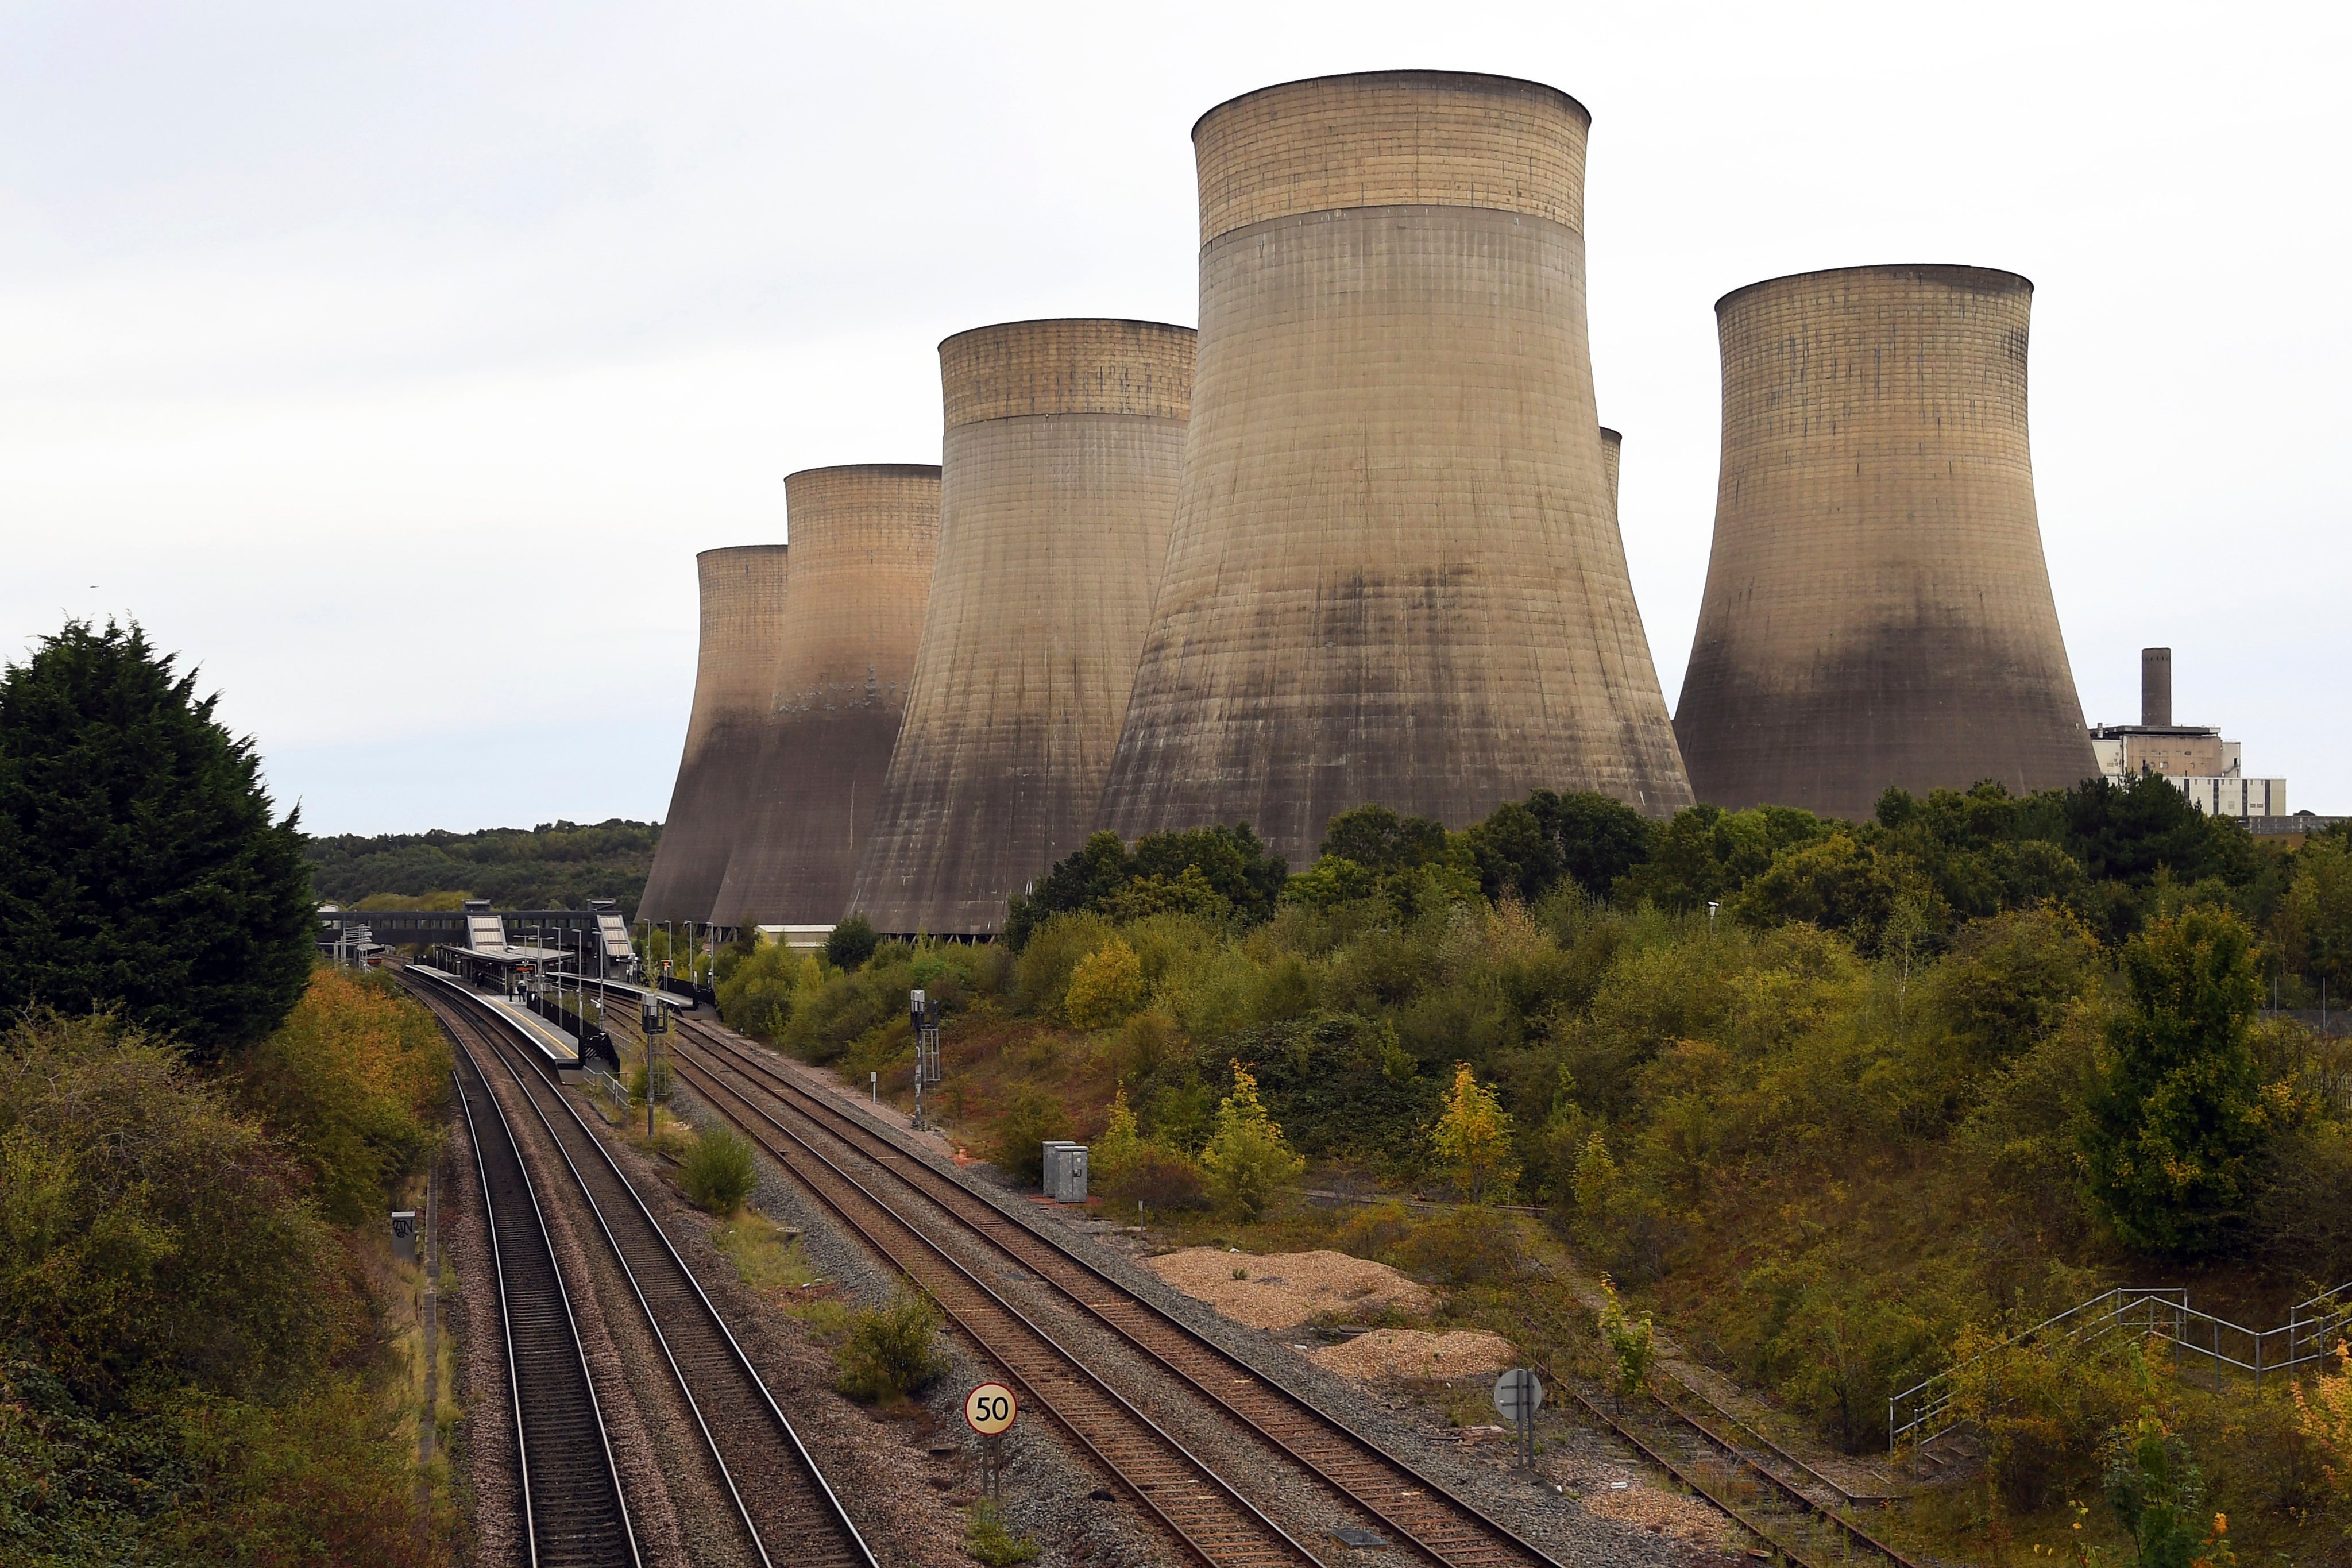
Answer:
[659,1027,1326,1568]
[405,970,875,1568]
[1430,1248,1926,1568]
[1551,1378,1925,1568]
[667,1013,1562,1568]
[674,1010,1938,1568]
[450,1032,639,1567]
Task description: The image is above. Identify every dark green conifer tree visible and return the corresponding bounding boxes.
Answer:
[0,620,315,1061]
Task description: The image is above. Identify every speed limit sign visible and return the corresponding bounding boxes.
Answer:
[963,1381,1018,1435]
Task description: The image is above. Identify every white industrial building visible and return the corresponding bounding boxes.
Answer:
[2088,647,2285,821]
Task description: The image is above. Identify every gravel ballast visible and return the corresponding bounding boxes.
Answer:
[708,1030,1744,1567]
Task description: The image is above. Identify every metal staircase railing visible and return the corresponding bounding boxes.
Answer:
[1890,1280,2352,1452]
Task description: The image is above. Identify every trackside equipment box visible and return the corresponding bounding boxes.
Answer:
[1041,1141,1088,1203]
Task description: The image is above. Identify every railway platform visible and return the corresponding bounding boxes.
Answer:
[407,964,585,1077]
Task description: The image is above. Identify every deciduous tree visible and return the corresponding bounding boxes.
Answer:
[1202,1060,1304,1221]
[1431,1063,1517,1202]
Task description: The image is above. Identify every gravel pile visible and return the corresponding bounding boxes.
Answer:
[1146,1246,1434,1330]
[1308,1328,1515,1381]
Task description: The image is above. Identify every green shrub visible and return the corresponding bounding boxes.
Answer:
[1565,1132,1679,1285]
[1330,1200,1419,1261]
[1396,1204,1523,1287]
[1092,1090,1144,1184]
[833,1289,949,1403]
[1099,1144,1209,1214]
[1064,937,1146,1028]
[963,1500,1041,1565]
[825,915,880,971]
[2102,1416,2234,1568]
[1940,1321,2161,1512]
[629,1054,675,1106]
[1597,1280,1656,1409]
[717,940,817,1040]
[1011,913,1118,1016]
[1201,1062,1304,1221]
[681,1125,758,1214]
[2079,907,2269,1256]
[1114,1008,1179,1081]
[990,1086,1071,1187]
[234,969,449,1229]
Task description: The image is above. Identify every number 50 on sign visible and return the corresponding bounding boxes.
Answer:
[964,1382,1017,1435]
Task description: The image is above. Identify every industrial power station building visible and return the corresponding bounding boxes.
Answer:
[614,75,2309,939]
[1095,71,1693,866]
[1672,265,2099,822]
[852,319,1196,937]
[709,464,939,929]
[636,544,789,926]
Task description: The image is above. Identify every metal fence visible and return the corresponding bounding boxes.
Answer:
[583,1064,631,1120]
[1891,1280,2352,1451]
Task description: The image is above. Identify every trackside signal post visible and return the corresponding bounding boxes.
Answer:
[640,995,669,1137]
[909,989,943,1130]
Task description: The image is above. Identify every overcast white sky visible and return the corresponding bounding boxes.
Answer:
[3,1,2345,835]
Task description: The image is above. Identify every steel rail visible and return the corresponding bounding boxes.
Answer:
[1652,1375,1877,1508]
[661,1040,1326,1568]
[1545,1370,1927,1568]
[406,970,875,1568]
[671,1017,1558,1568]
[1652,1388,1923,1567]
[448,1032,640,1568]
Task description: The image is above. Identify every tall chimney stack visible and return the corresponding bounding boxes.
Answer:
[2142,647,2173,728]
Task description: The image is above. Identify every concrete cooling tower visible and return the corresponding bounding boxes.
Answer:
[851,319,1195,936]
[636,544,789,926]
[709,465,939,928]
[1673,265,2099,821]
[1600,427,1623,520]
[1096,71,1692,866]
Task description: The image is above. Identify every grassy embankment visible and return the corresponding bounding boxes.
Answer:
[706,784,2352,1563]
[1,967,462,1565]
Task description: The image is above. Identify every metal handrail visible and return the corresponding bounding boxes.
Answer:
[1891,1281,2352,1451]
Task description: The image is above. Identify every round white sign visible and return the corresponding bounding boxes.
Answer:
[1493,1367,1544,1421]
[964,1381,1018,1436]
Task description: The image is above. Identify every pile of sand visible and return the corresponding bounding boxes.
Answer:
[1145,1248,1433,1330]
[1306,1328,1515,1381]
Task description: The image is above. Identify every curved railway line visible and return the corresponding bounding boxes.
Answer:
[405,970,876,1568]
[450,1032,639,1567]
[669,1009,1930,1568]
[668,1011,1559,1568]
[666,1025,1328,1568]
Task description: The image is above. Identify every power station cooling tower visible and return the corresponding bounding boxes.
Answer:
[709,465,939,928]
[636,544,790,925]
[1095,72,1691,865]
[851,319,1195,936]
[1672,265,2099,821]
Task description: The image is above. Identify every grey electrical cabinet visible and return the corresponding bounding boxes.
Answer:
[1041,1141,1089,1203]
